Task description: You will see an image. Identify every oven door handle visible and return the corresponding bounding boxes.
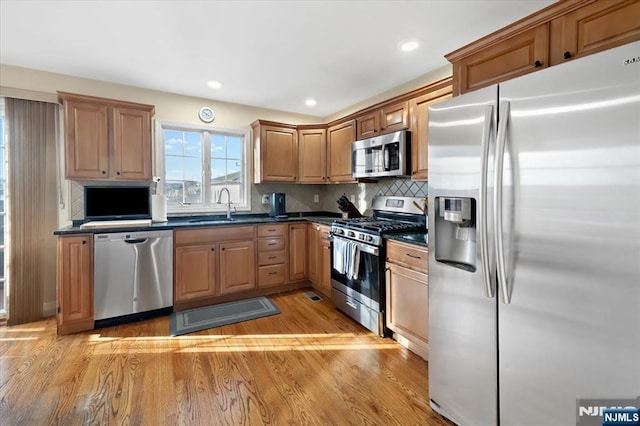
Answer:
[332,235,379,256]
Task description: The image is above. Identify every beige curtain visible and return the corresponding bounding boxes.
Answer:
[5,98,58,325]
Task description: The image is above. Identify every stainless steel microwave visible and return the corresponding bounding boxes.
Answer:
[352,130,410,178]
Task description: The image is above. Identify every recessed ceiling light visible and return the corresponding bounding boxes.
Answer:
[399,40,420,52]
[207,80,223,89]
[305,98,317,107]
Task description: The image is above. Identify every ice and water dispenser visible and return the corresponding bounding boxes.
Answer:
[434,197,477,272]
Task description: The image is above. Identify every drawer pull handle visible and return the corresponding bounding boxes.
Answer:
[268,229,276,232]
[268,243,277,246]
[268,272,277,275]
[268,256,276,259]
[406,253,421,259]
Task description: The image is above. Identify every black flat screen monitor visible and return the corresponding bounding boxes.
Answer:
[84,186,151,220]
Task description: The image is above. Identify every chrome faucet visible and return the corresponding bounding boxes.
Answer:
[217,187,233,219]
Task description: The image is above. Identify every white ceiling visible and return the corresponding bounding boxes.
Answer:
[0,0,554,117]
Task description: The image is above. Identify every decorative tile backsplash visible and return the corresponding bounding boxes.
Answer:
[323,177,427,216]
[69,178,426,219]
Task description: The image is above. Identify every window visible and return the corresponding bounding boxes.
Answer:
[161,124,250,213]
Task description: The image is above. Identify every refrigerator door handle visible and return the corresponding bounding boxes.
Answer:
[479,104,495,299]
[495,101,511,304]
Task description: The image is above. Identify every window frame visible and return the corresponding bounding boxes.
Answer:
[156,120,252,214]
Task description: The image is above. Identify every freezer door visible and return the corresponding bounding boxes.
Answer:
[498,41,640,425]
[428,85,498,426]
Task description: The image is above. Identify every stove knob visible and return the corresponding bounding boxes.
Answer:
[367,235,374,242]
[348,231,355,238]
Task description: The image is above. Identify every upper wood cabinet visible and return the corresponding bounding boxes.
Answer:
[252,120,298,183]
[59,92,154,181]
[380,101,409,133]
[57,234,93,335]
[298,127,327,183]
[355,101,409,140]
[549,0,640,66]
[409,86,453,181]
[356,111,380,140]
[327,120,356,183]
[446,0,640,96]
[451,24,549,96]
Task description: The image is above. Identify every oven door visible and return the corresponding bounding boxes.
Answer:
[330,235,381,311]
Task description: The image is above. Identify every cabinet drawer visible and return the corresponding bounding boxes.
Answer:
[257,237,285,252]
[258,250,286,266]
[257,224,287,237]
[258,264,287,287]
[176,226,255,245]
[386,240,428,273]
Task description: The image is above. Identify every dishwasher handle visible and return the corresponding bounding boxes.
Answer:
[124,238,148,244]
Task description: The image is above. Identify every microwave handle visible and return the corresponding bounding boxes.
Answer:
[383,145,390,171]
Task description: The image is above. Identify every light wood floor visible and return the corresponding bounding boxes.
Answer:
[0,289,451,425]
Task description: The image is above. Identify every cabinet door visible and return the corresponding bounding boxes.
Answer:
[260,125,298,182]
[549,0,640,66]
[327,120,356,183]
[64,100,109,179]
[320,240,332,293]
[386,263,428,356]
[409,88,452,181]
[298,128,327,183]
[380,101,409,134]
[112,106,152,181]
[219,240,256,294]
[289,224,307,282]
[454,24,549,95]
[307,224,319,284]
[174,245,217,302]
[356,112,380,140]
[57,235,94,334]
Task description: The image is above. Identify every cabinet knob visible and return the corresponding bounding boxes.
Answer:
[563,51,572,60]
[116,171,121,175]
[534,60,542,68]
[82,240,86,245]
[211,248,215,251]
[102,171,106,174]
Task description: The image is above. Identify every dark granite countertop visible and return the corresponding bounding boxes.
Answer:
[54,212,340,235]
[385,231,428,248]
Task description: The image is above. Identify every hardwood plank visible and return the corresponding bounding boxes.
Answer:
[0,289,452,425]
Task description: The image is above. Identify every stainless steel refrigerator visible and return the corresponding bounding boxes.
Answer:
[427,41,640,425]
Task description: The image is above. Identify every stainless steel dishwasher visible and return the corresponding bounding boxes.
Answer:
[94,230,173,321]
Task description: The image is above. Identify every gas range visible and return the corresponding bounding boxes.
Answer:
[331,218,424,246]
[330,196,427,246]
[329,195,427,337]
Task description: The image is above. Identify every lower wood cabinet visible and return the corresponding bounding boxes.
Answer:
[289,223,307,281]
[174,226,256,309]
[219,240,256,295]
[257,224,287,288]
[385,239,428,360]
[174,245,217,301]
[308,223,332,296]
[57,234,94,335]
